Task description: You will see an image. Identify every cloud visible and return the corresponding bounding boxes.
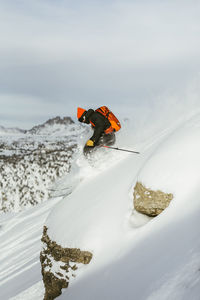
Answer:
[0,0,200,128]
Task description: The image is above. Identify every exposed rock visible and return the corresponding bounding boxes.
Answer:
[40,226,93,300]
[133,182,173,217]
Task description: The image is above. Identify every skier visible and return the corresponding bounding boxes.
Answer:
[77,107,118,154]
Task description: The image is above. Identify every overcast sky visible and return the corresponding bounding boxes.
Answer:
[0,0,200,128]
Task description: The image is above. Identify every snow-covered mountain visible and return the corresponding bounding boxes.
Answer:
[0,111,199,300]
[0,126,26,135]
[0,117,88,212]
[27,116,76,135]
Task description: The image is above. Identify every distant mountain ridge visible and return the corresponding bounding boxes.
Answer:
[0,125,26,135]
[0,116,75,135]
[27,116,75,135]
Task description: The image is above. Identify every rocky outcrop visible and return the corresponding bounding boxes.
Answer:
[40,226,93,300]
[133,182,173,217]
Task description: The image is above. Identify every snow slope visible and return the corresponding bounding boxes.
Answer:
[0,126,25,135]
[0,197,61,299]
[46,113,200,300]
[0,113,200,299]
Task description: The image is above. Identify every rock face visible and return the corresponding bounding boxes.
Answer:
[133,182,173,217]
[40,226,93,300]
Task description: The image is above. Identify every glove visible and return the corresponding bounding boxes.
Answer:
[86,139,94,147]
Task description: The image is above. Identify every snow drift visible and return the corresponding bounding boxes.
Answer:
[42,113,200,299]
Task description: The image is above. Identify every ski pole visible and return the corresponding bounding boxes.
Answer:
[101,145,140,154]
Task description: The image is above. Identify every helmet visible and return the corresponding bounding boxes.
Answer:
[77,107,86,122]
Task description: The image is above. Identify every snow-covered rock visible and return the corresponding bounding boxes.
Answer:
[133,113,200,218]
[136,113,200,208]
